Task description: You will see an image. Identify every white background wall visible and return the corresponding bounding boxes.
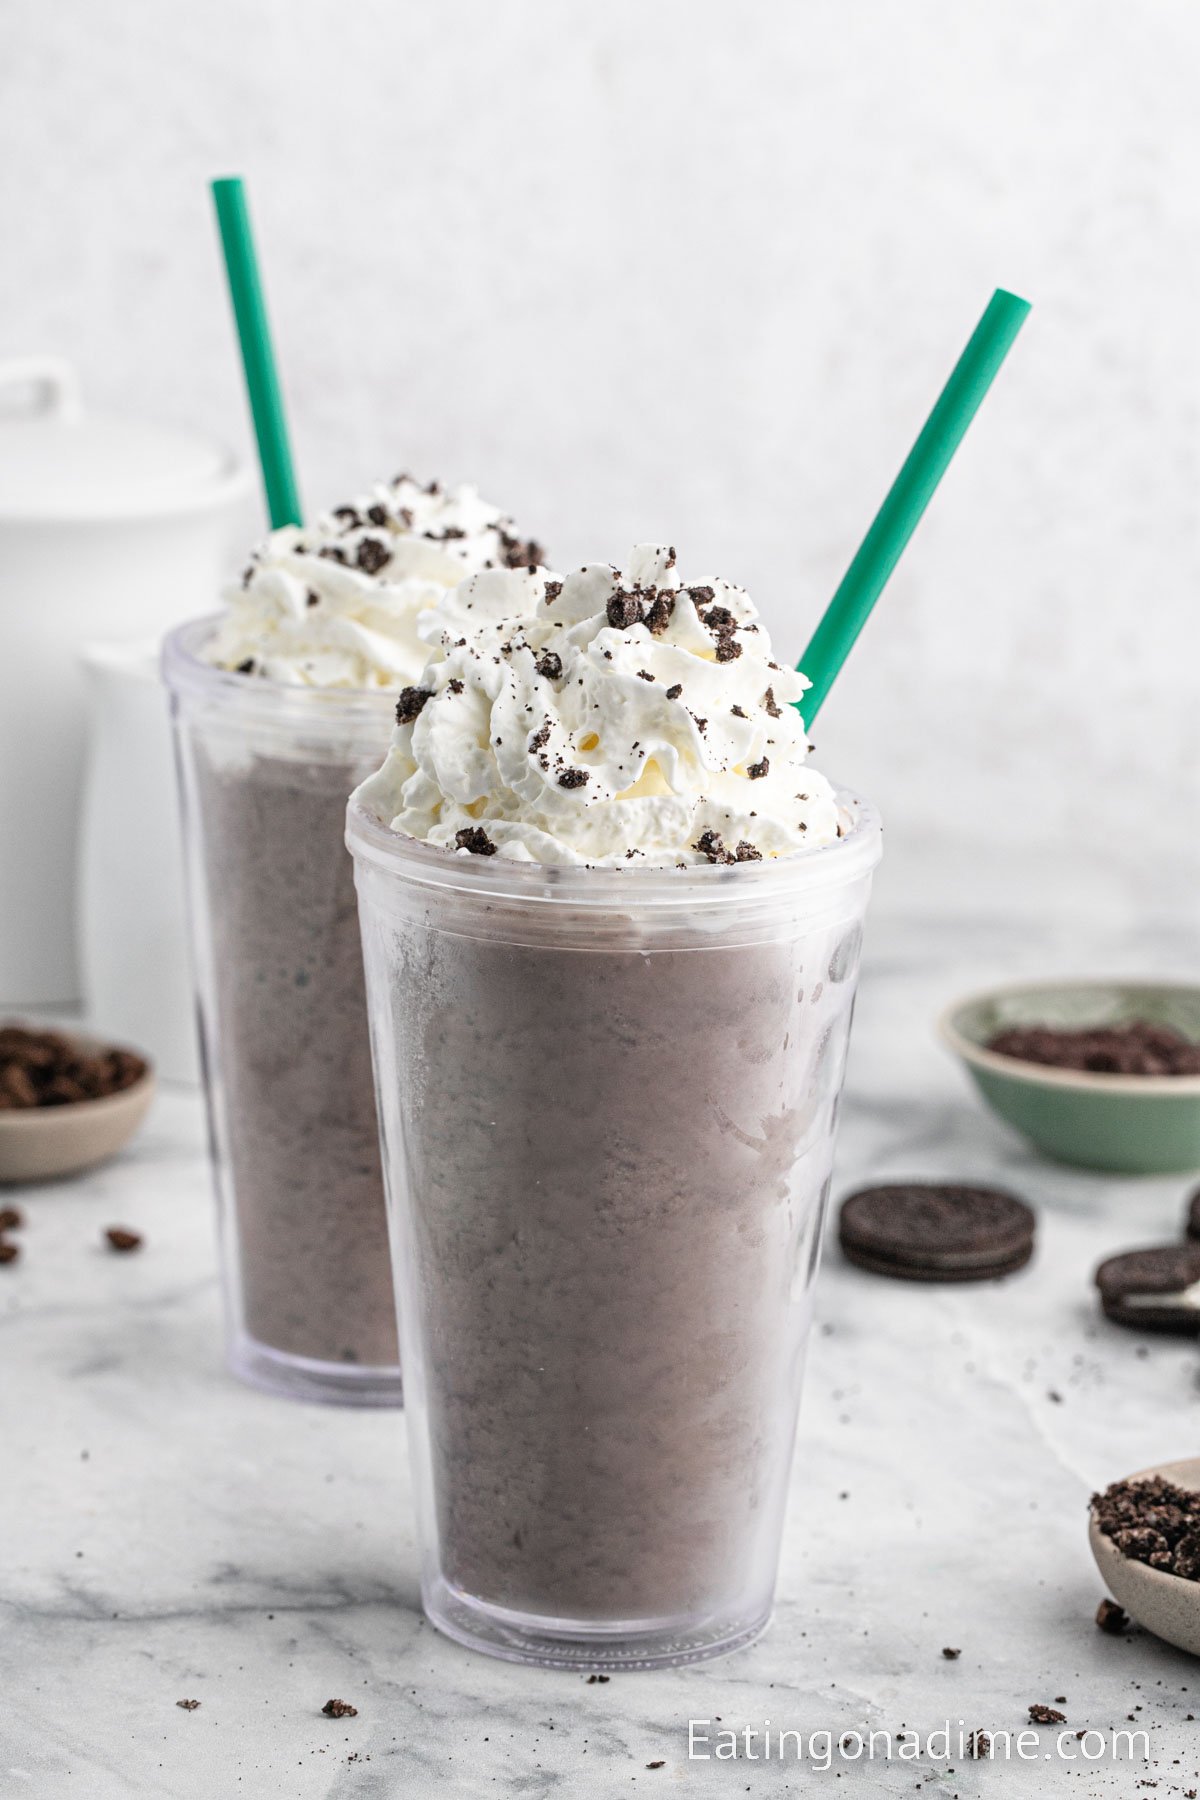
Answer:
[3,0,1197,932]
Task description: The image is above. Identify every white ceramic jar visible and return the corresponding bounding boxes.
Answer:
[0,356,252,1003]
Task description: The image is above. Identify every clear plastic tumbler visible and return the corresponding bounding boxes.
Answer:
[348,792,881,1664]
[165,620,401,1406]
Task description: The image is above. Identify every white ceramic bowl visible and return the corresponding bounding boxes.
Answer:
[0,1029,155,1183]
[1089,1457,1200,1658]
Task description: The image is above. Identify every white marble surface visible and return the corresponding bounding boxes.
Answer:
[3,903,1200,1798]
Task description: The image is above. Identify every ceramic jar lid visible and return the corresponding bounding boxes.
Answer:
[0,356,250,520]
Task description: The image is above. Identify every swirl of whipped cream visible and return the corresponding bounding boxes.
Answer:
[353,544,842,866]
[203,475,545,689]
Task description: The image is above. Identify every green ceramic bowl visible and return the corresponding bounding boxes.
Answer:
[939,980,1200,1175]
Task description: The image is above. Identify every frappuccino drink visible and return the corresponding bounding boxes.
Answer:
[165,477,544,1406]
[349,546,880,1660]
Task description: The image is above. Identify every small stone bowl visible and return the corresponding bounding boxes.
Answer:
[0,1029,155,1184]
[1089,1457,1200,1658]
[939,980,1200,1175]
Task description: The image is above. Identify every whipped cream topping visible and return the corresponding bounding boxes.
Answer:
[353,544,842,866]
[203,475,545,689]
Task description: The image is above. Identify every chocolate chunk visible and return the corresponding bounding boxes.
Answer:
[645,593,675,636]
[987,1020,1200,1077]
[497,530,546,570]
[543,580,563,606]
[694,829,734,865]
[535,651,563,681]
[0,1025,146,1111]
[606,590,645,630]
[1028,1705,1066,1725]
[1093,1475,1200,1580]
[665,684,683,701]
[454,827,497,856]
[321,1699,358,1718]
[763,686,781,718]
[1094,1244,1200,1333]
[105,1227,143,1253]
[355,536,392,575]
[1095,1597,1129,1635]
[558,768,589,789]
[395,687,433,725]
[838,1183,1036,1283]
[746,758,769,779]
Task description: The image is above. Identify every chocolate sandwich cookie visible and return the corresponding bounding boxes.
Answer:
[1095,1245,1200,1334]
[1185,1186,1200,1244]
[837,1183,1036,1283]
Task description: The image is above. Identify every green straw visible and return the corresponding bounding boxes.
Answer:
[797,287,1030,724]
[211,176,303,530]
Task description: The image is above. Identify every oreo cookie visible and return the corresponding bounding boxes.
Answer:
[1186,1186,1200,1244]
[1095,1245,1200,1333]
[837,1184,1036,1283]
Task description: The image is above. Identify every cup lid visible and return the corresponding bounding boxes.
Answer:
[0,356,250,520]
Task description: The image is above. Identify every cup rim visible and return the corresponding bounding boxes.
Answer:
[161,615,398,722]
[346,788,883,905]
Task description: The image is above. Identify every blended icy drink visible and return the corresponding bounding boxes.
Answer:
[349,545,881,1661]
[165,476,544,1406]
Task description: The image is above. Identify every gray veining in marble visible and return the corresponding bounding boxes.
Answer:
[3,901,1199,1798]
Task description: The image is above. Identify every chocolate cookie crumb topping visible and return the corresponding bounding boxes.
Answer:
[665,683,683,701]
[966,1730,991,1759]
[763,686,781,718]
[535,651,563,681]
[636,669,655,682]
[365,503,389,527]
[236,658,256,675]
[543,579,563,606]
[1028,1704,1066,1725]
[731,704,746,718]
[606,590,645,630]
[734,841,762,862]
[332,506,361,528]
[355,537,392,575]
[176,1698,200,1711]
[395,687,434,725]
[448,678,464,694]
[686,586,715,605]
[0,1242,19,1265]
[941,1646,961,1660]
[747,758,769,779]
[645,593,675,635]
[497,530,545,570]
[558,767,589,789]
[454,827,498,856]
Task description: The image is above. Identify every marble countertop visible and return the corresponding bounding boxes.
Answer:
[3,899,1199,1799]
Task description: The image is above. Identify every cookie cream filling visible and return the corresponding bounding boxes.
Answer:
[203,475,545,689]
[353,543,842,866]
